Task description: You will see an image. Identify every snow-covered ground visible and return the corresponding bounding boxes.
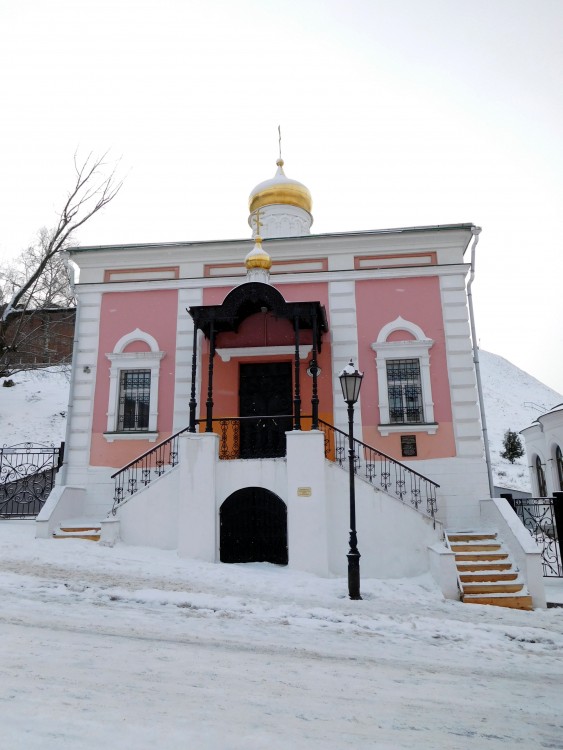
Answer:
[0,366,69,447]
[1,520,562,750]
[1,353,562,491]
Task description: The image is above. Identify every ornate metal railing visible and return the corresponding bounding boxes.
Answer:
[0,442,64,518]
[504,493,563,577]
[211,416,294,460]
[111,428,189,514]
[110,415,301,514]
[318,419,439,523]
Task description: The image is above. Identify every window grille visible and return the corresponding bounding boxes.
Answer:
[386,359,423,423]
[118,370,151,431]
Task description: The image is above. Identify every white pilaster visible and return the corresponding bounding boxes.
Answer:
[328,280,363,441]
[440,273,485,458]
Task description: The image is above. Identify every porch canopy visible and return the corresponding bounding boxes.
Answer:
[188,282,328,433]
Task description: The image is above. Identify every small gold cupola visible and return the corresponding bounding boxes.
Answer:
[243,208,272,284]
[245,234,272,272]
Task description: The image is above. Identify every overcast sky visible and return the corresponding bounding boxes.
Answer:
[1,0,562,393]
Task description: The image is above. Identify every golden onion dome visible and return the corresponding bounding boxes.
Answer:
[245,236,272,270]
[249,159,312,214]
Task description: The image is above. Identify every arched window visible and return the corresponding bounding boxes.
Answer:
[556,445,563,491]
[536,455,548,497]
[371,316,436,436]
[104,328,165,442]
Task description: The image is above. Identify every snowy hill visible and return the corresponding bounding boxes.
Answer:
[1,354,561,492]
[0,367,69,447]
[479,351,563,492]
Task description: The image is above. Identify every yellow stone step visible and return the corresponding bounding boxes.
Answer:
[463,594,533,610]
[462,582,524,595]
[454,552,508,562]
[450,543,502,552]
[59,526,101,533]
[460,572,518,583]
[53,533,100,542]
[456,561,512,571]
[448,533,497,542]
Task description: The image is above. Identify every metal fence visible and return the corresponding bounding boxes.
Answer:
[0,442,64,518]
[502,492,563,577]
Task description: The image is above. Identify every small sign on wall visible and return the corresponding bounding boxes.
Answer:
[297,487,312,497]
[401,435,417,457]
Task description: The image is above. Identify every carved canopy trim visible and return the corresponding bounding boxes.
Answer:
[188,282,328,351]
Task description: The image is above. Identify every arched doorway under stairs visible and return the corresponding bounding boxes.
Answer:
[219,487,288,565]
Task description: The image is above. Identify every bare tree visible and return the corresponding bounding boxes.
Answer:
[1,231,75,309]
[0,153,122,378]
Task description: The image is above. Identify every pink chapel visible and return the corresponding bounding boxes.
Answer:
[37,155,546,608]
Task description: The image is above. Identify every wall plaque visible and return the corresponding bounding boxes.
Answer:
[297,487,312,497]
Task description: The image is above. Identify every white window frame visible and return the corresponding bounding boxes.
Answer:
[104,328,165,442]
[371,316,437,437]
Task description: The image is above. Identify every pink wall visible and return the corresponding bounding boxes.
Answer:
[355,277,456,459]
[90,289,178,467]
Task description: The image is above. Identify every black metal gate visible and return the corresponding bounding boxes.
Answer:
[504,493,563,577]
[220,487,288,565]
[0,442,64,518]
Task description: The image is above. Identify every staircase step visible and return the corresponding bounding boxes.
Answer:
[59,525,101,533]
[53,533,100,542]
[460,571,518,583]
[462,581,525,595]
[445,530,532,611]
[447,533,497,542]
[454,552,508,562]
[53,518,101,542]
[463,594,533,610]
[457,561,513,571]
[450,543,502,552]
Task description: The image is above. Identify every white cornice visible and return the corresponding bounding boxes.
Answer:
[75,264,471,295]
[216,345,312,362]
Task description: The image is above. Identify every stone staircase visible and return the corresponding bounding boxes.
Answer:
[53,518,101,542]
[445,530,533,610]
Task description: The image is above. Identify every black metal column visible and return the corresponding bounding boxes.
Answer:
[311,310,319,430]
[347,402,361,600]
[293,316,301,431]
[205,322,215,433]
[189,324,198,432]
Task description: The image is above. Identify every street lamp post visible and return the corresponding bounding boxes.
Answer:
[339,359,364,601]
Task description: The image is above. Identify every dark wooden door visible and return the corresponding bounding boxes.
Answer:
[220,487,288,565]
[239,362,292,458]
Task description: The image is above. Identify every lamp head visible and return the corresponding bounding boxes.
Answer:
[339,359,363,404]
